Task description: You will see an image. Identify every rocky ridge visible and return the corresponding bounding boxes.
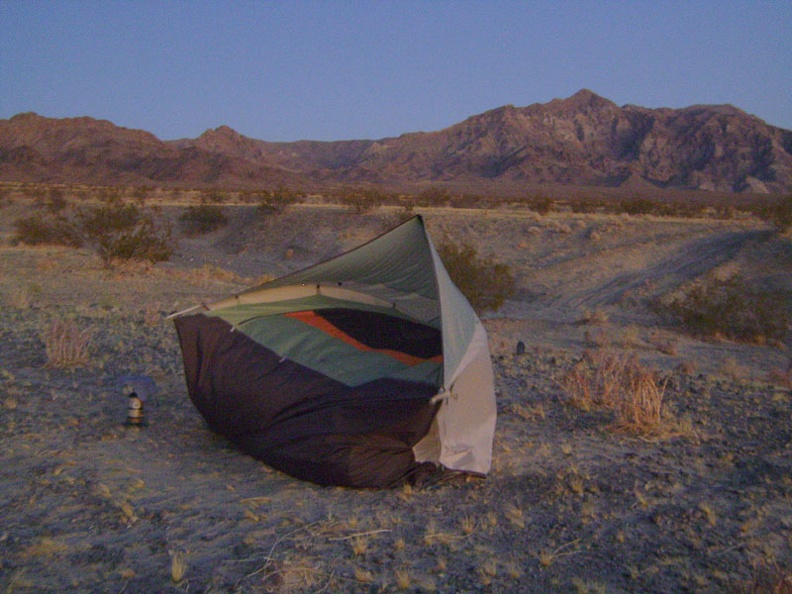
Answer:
[1,90,790,193]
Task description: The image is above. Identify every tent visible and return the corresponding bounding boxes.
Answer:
[172,216,496,488]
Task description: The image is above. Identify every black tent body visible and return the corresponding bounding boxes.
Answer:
[172,216,496,488]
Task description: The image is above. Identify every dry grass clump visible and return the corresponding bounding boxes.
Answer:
[561,349,671,436]
[537,539,581,568]
[734,558,792,594]
[579,309,609,326]
[169,550,188,583]
[768,363,792,390]
[5,284,38,309]
[43,319,94,368]
[721,357,750,382]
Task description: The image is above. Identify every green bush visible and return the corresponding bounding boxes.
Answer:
[338,187,378,214]
[77,200,173,267]
[661,274,788,343]
[437,239,516,313]
[619,197,673,217]
[256,186,303,216]
[13,215,83,247]
[179,203,228,236]
[14,200,172,267]
[527,194,557,215]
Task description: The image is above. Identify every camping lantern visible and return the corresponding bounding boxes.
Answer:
[117,374,156,428]
[124,392,147,427]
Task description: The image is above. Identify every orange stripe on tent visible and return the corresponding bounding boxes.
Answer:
[285,311,442,367]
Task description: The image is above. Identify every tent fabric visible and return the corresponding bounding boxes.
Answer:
[173,215,496,488]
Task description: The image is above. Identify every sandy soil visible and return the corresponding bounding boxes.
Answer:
[0,201,790,593]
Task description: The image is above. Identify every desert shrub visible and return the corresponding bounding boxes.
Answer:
[97,187,122,203]
[179,203,228,236]
[43,319,94,368]
[45,187,68,212]
[579,308,609,326]
[527,194,557,215]
[0,185,11,208]
[202,189,227,203]
[437,239,516,313]
[448,193,496,209]
[768,193,792,231]
[416,186,451,207]
[733,558,792,594]
[77,200,173,267]
[561,350,669,436]
[256,185,303,216]
[13,214,83,247]
[399,196,416,216]
[338,187,379,214]
[619,196,673,217]
[660,274,788,343]
[132,186,154,205]
[19,183,41,200]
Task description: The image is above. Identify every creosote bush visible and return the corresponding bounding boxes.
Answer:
[757,193,792,232]
[438,239,516,313]
[14,199,173,268]
[255,186,304,215]
[660,274,789,343]
[337,187,385,214]
[416,186,451,207]
[77,199,173,267]
[178,203,228,236]
[13,215,83,247]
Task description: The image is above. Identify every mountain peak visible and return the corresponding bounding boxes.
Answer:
[542,90,618,116]
[565,89,614,109]
[571,88,600,101]
[2,92,790,193]
[199,125,243,140]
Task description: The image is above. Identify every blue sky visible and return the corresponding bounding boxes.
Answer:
[1,1,790,141]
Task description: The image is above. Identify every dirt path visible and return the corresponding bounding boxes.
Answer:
[563,229,770,310]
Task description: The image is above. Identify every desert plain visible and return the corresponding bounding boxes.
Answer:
[0,194,791,593]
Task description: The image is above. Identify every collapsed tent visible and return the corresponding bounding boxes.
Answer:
[172,216,496,488]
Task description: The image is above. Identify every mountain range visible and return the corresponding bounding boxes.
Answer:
[2,90,790,194]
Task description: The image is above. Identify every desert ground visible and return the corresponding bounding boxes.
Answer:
[1,197,790,593]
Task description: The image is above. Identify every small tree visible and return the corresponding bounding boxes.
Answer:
[438,239,516,313]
